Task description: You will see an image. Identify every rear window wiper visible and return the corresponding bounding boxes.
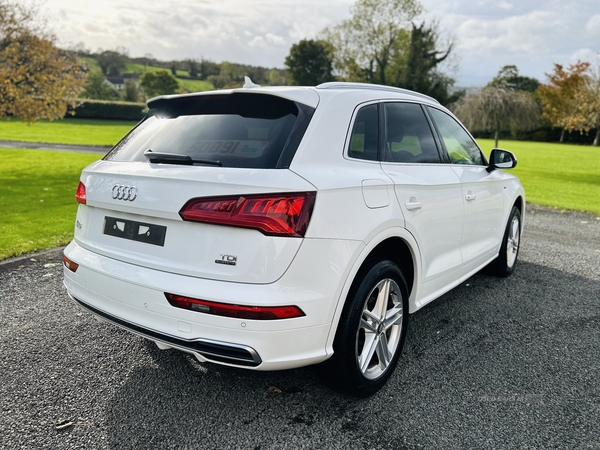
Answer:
[144,149,222,166]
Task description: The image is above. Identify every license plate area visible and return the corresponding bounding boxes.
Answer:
[103,216,166,247]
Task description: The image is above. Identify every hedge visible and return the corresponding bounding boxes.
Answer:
[70,99,147,121]
[472,127,598,145]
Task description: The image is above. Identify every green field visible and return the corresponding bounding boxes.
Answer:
[176,78,215,93]
[123,63,214,92]
[477,139,600,215]
[80,58,215,93]
[0,133,598,260]
[0,118,136,146]
[0,149,100,259]
[80,56,101,73]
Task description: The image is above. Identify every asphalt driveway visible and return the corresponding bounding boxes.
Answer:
[1,206,598,449]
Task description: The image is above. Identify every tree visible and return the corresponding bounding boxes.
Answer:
[139,70,179,98]
[122,78,141,103]
[285,39,335,85]
[142,53,154,71]
[268,69,285,86]
[451,86,540,147]
[80,71,119,100]
[323,0,422,85]
[199,59,220,80]
[96,49,127,76]
[489,65,540,93]
[0,1,86,122]
[188,59,198,78]
[321,0,454,102]
[537,62,589,142]
[570,58,600,146]
[398,22,454,103]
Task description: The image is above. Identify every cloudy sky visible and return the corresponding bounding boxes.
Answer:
[32,0,600,86]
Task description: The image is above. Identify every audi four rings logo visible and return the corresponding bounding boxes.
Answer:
[112,185,138,201]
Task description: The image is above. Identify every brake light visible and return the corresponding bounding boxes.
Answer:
[75,181,86,204]
[165,293,305,320]
[179,192,316,237]
[63,254,79,273]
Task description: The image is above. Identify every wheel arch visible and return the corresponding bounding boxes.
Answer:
[324,228,421,354]
[361,238,415,298]
[512,194,525,235]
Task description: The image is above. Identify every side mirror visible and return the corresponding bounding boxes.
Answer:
[487,148,517,172]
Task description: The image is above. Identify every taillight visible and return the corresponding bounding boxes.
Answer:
[165,293,305,320]
[179,192,316,237]
[75,181,86,204]
[63,254,79,273]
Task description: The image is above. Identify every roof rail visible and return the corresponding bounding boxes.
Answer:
[316,82,440,104]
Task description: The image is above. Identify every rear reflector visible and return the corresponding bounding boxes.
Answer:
[165,293,305,320]
[63,254,79,273]
[75,181,86,204]
[179,192,316,237]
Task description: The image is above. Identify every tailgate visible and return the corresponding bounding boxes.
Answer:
[74,160,316,284]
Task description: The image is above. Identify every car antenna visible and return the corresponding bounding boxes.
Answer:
[243,76,261,88]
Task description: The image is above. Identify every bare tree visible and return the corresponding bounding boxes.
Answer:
[451,86,540,147]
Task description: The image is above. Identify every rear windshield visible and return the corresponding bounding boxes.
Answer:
[104,93,314,169]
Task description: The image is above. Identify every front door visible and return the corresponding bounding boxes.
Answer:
[426,107,505,275]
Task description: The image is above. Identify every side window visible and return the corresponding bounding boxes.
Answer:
[348,104,378,161]
[427,107,484,165]
[384,103,440,163]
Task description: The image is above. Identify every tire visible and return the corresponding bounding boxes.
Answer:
[490,206,521,277]
[324,260,409,397]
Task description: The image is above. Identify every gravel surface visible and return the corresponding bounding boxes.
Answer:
[1,206,599,449]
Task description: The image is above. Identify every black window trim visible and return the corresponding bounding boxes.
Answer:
[344,100,381,164]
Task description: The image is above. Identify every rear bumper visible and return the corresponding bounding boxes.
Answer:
[63,238,362,370]
[69,293,262,366]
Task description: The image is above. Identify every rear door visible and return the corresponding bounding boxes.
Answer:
[380,102,465,303]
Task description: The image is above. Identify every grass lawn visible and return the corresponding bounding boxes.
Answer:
[0,148,100,259]
[123,62,176,75]
[0,137,598,260]
[80,56,101,73]
[177,78,215,93]
[477,139,600,215]
[0,118,137,146]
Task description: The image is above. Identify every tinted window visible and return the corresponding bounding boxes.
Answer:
[384,103,440,163]
[104,93,313,169]
[348,104,379,161]
[427,107,484,165]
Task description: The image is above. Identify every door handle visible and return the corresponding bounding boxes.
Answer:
[465,191,476,202]
[405,198,422,211]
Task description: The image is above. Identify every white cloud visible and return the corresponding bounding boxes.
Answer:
[248,36,266,48]
[497,1,514,11]
[570,48,598,64]
[265,33,286,46]
[586,15,600,38]
[34,0,600,85]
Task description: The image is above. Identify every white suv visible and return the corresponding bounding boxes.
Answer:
[63,81,524,396]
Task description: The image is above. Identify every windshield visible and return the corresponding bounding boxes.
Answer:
[104,93,314,169]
